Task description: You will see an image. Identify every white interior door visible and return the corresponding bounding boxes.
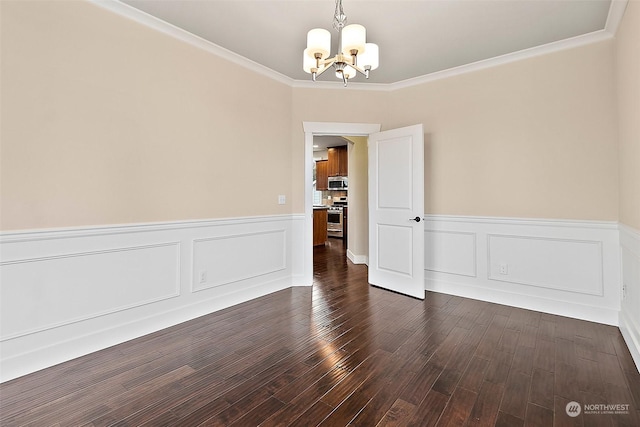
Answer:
[368,124,424,299]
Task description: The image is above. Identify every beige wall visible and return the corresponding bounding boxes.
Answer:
[388,41,619,221]
[1,1,293,231]
[2,0,628,233]
[616,1,640,231]
[290,88,390,213]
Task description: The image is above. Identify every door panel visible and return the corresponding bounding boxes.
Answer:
[377,137,414,209]
[369,124,424,299]
[377,224,413,276]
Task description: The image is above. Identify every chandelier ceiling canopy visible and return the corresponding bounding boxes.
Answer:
[303,0,379,86]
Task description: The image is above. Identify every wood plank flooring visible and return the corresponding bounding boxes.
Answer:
[1,238,639,426]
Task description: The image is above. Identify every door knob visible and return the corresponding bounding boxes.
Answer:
[409,216,421,222]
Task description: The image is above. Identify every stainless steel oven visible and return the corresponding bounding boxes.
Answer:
[327,206,343,238]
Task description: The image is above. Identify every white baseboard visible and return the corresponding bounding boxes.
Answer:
[619,308,640,373]
[0,215,304,382]
[619,223,640,372]
[347,249,368,265]
[424,215,621,326]
[426,277,619,325]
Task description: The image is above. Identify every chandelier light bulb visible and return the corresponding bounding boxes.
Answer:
[359,43,379,70]
[306,28,331,59]
[341,24,366,55]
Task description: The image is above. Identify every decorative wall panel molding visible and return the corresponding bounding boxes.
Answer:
[424,215,620,325]
[487,234,603,296]
[1,243,181,340]
[425,230,476,277]
[0,215,305,382]
[192,230,286,291]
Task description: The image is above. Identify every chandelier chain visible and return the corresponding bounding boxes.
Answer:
[333,0,347,31]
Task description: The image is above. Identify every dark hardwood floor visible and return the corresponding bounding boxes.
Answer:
[1,238,639,426]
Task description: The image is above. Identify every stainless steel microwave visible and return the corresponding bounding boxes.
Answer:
[328,177,348,190]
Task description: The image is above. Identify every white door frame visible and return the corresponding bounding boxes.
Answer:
[302,122,381,286]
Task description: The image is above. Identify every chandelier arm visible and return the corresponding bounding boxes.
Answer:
[341,55,367,76]
[313,58,337,78]
[319,57,337,68]
[349,64,367,76]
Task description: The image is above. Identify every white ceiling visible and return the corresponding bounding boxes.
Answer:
[118,0,618,86]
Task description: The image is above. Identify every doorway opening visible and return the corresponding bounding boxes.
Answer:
[313,136,349,244]
[302,122,381,286]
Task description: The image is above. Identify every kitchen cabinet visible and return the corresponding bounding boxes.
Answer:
[315,160,328,191]
[328,146,348,176]
[313,208,328,246]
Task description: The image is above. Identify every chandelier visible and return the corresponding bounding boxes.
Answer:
[303,0,379,86]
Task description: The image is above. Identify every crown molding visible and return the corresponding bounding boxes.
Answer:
[92,0,627,92]
[605,0,629,35]
[387,29,613,90]
[90,0,294,86]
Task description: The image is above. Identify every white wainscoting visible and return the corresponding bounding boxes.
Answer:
[619,224,640,371]
[424,215,621,326]
[192,230,286,292]
[425,230,477,278]
[0,214,305,382]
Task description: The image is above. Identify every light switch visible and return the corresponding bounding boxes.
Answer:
[278,195,286,205]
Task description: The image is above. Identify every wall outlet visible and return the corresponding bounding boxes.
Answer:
[622,284,626,299]
[278,195,286,205]
[499,264,508,275]
[199,270,207,284]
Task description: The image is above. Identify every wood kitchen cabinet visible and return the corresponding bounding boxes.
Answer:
[328,146,348,176]
[313,209,328,246]
[315,160,328,190]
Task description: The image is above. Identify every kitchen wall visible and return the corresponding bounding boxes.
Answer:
[319,191,348,204]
